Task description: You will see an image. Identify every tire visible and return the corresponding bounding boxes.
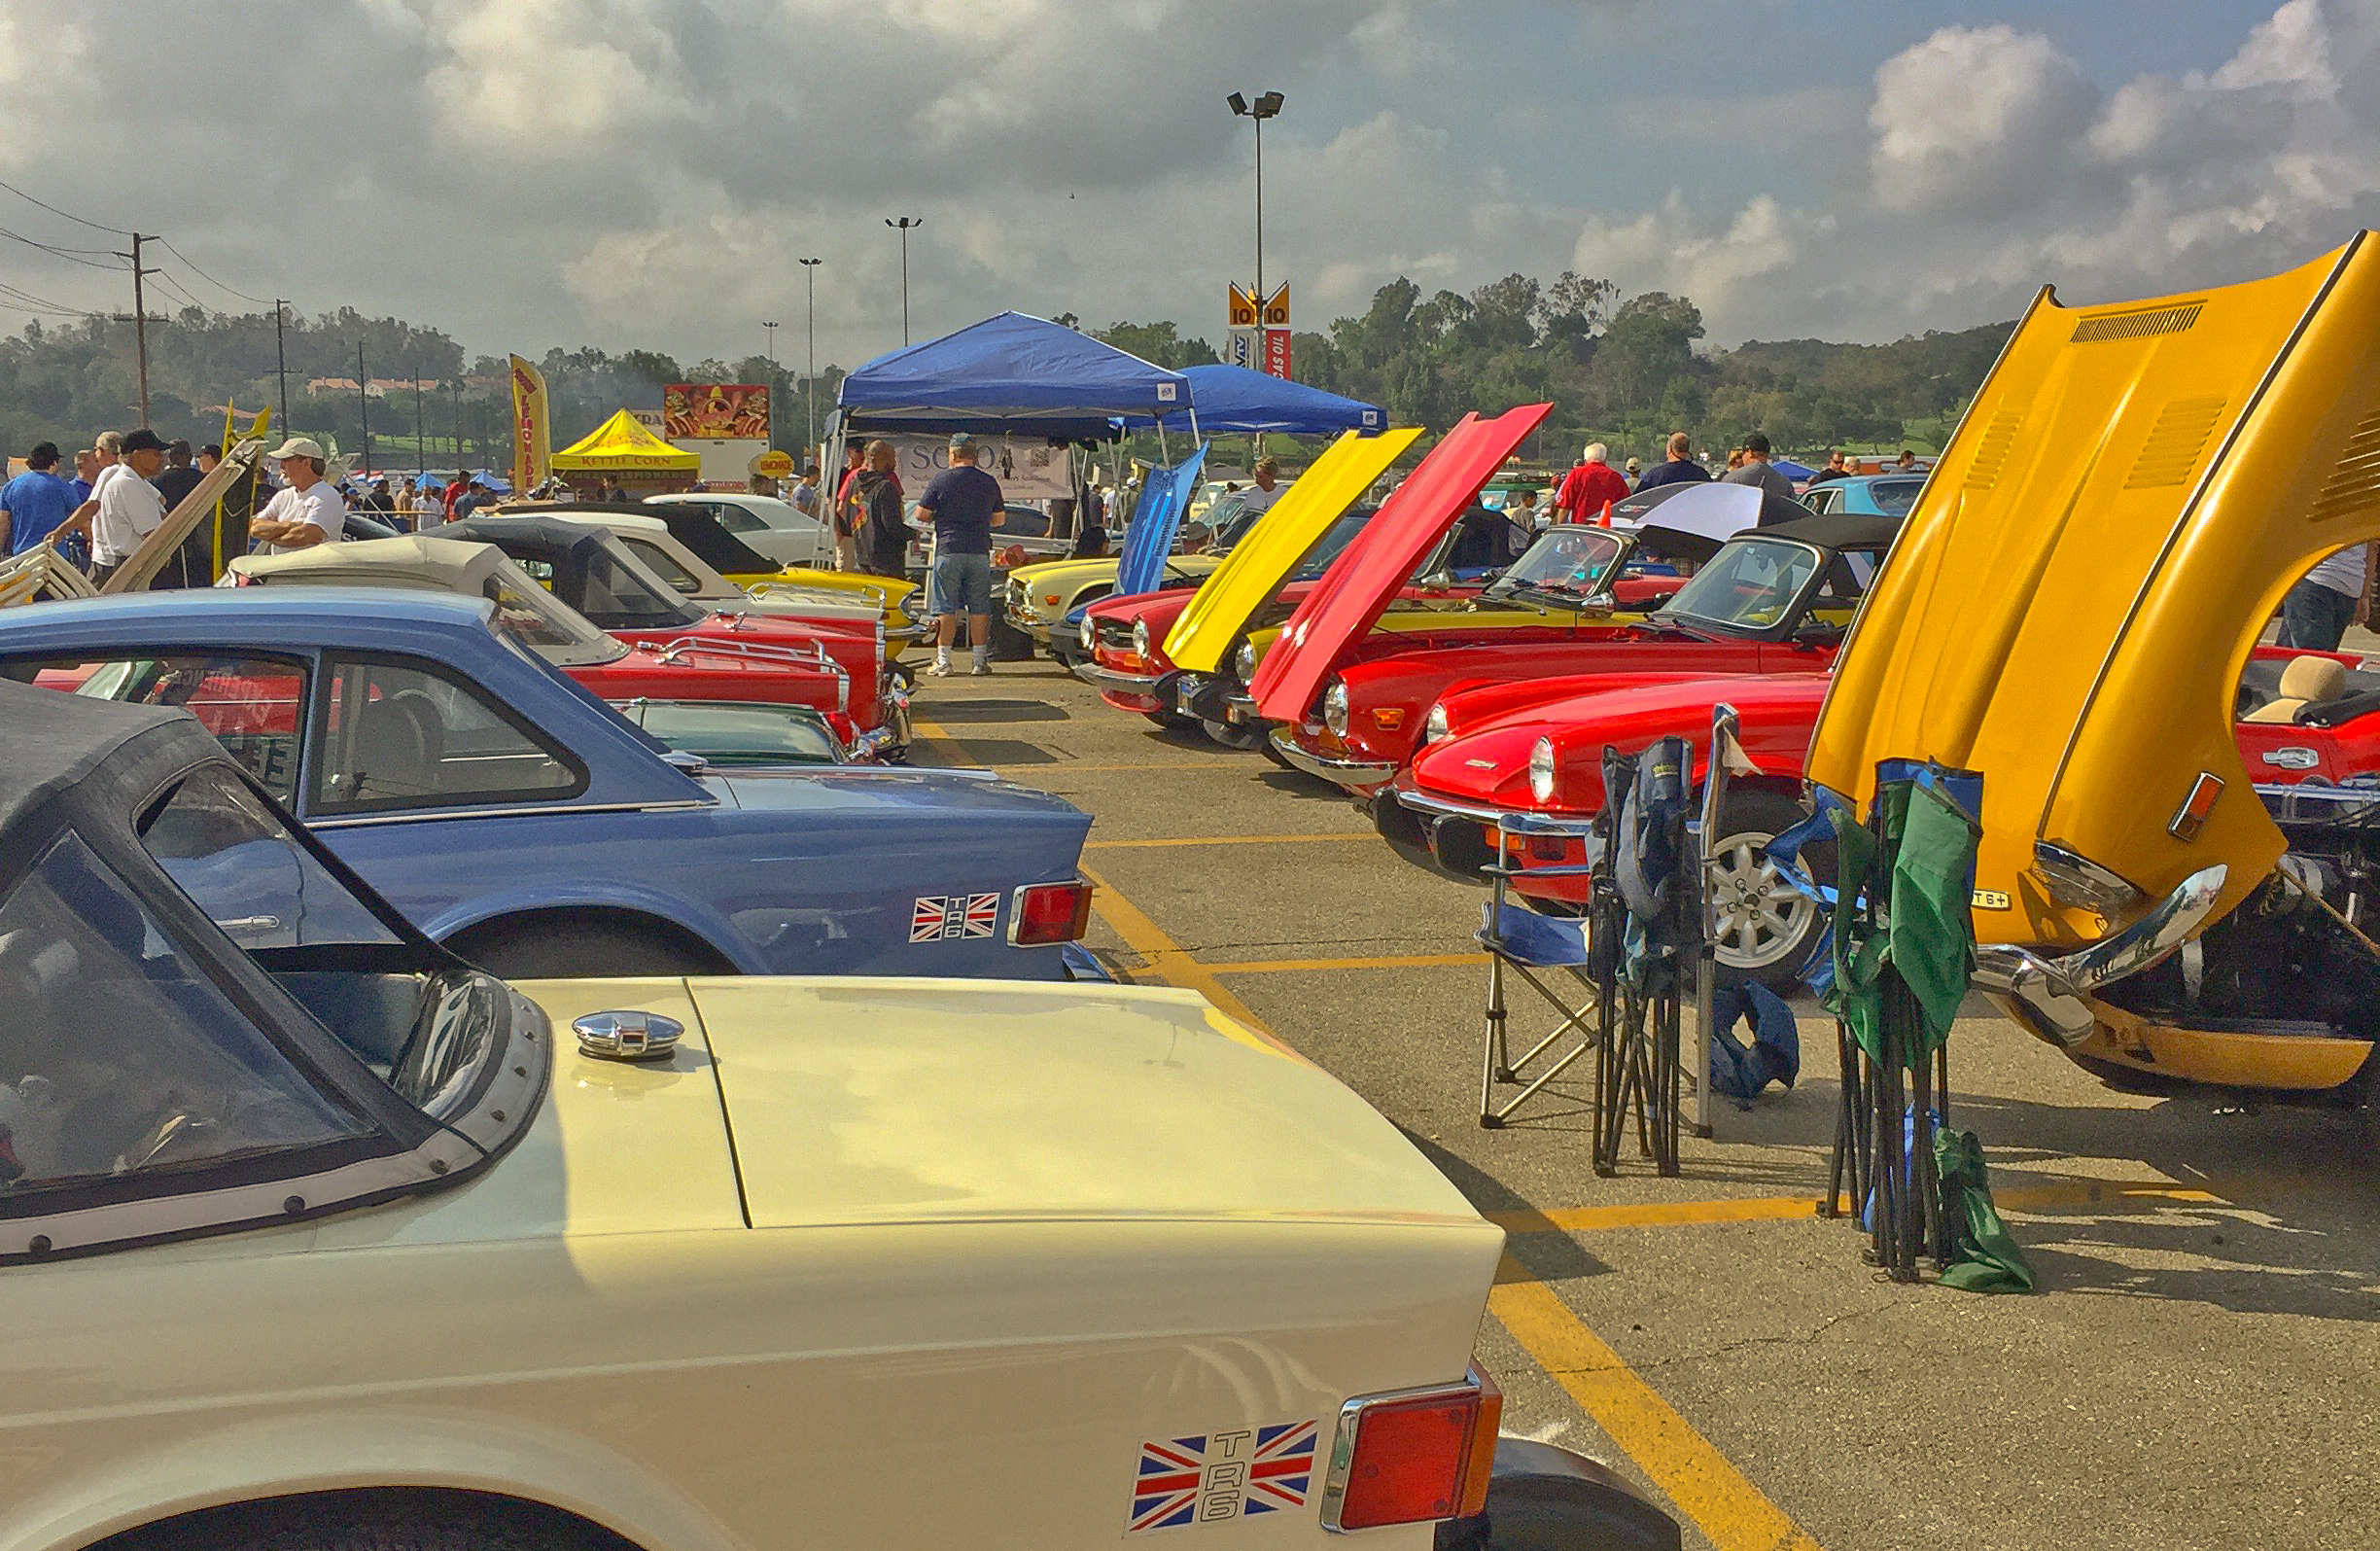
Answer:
[1705,789,1829,992]
[107,1489,623,1551]
[449,919,724,979]
[1200,717,1263,750]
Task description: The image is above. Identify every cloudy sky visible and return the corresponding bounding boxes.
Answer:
[2,0,2376,369]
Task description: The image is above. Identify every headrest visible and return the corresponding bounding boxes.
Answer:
[2278,654,2348,703]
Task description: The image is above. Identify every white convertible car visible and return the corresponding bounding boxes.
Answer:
[0,682,1671,1551]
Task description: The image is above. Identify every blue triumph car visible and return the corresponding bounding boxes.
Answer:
[0,588,1101,981]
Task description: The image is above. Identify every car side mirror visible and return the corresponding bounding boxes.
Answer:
[1584,590,1617,613]
[1418,570,1454,591]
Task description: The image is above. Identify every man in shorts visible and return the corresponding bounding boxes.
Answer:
[916,432,1005,676]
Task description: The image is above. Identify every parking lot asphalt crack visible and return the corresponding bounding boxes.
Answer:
[1542,1302,1904,1381]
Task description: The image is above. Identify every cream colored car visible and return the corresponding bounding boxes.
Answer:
[0,683,1671,1551]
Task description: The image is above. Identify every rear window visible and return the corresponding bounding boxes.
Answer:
[1869,478,1925,516]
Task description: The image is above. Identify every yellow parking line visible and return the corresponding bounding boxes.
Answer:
[1077,864,1294,1056]
[1491,1267,1826,1551]
[1206,952,1492,973]
[1085,832,1375,850]
[1488,1180,2226,1236]
[1085,862,1814,1550]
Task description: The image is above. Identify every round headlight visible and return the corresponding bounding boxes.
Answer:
[1132,618,1152,661]
[1322,680,1351,738]
[1079,616,1097,652]
[1528,737,1558,803]
[1423,702,1452,745]
[1235,640,1258,682]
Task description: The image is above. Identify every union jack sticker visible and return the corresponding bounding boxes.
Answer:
[910,892,999,942]
[1128,1420,1318,1533]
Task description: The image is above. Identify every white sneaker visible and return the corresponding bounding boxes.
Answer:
[927,656,954,677]
[970,656,992,676]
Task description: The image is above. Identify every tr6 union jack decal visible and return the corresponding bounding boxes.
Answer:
[910,892,998,942]
[1127,1419,1319,1533]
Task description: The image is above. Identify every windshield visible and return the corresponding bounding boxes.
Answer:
[615,534,718,596]
[1660,537,1823,632]
[1488,527,1628,601]
[614,699,844,765]
[481,570,628,667]
[0,830,368,1194]
[573,545,705,630]
[1294,509,1375,581]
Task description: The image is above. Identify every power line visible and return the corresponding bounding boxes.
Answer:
[149,269,205,311]
[0,223,125,268]
[159,238,272,306]
[0,176,132,236]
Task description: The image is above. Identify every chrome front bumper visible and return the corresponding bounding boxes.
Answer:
[1069,658,1162,694]
[1972,864,2228,1046]
[1393,784,1600,837]
[1268,729,1397,791]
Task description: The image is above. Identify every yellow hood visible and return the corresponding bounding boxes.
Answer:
[1167,427,1421,671]
[1808,235,2380,944]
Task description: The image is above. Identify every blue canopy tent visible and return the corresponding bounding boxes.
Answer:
[1771,458,1817,481]
[833,311,1193,442]
[1113,445,1209,600]
[1120,364,1383,438]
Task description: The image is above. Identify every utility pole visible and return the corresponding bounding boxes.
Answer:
[799,257,822,456]
[355,341,370,476]
[115,232,159,425]
[273,300,292,434]
[412,367,426,480]
[450,379,463,470]
[885,218,921,346]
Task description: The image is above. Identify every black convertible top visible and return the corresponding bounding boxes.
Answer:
[0,679,216,863]
[442,511,617,564]
[1754,511,1903,552]
[497,499,778,576]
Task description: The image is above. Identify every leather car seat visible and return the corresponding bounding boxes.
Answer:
[2242,653,2348,723]
[348,690,445,797]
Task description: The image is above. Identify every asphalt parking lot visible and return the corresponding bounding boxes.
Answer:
[908,657,2380,1551]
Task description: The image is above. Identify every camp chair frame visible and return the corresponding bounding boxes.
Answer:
[1476,850,1604,1129]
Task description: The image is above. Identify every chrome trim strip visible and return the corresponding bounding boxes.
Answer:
[1971,864,2228,1045]
[1268,730,1396,790]
[308,798,714,829]
[1319,1368,1489,1533]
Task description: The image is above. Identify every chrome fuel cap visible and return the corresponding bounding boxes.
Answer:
[573,1009,684,1062]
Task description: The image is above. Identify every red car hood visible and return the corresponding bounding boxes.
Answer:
[1252,404,1551,723]
[1410,674,1834,814]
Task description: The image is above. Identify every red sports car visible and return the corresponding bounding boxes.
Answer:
[1266,511,1890,796]
[230,537,874,741]
[1378,647,2380,988]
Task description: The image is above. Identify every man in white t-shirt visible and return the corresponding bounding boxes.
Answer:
[250,438,350,553]
[1239,456,1284,514]
[88,428,169,585]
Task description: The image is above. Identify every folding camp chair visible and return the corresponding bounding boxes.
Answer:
[1476,853,1604,1128]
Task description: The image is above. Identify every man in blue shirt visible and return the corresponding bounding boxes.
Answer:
[1633,431,1712,493]
[915,433,1006,676]
[0,442,78,558]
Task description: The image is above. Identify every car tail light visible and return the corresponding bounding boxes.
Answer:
[1322,1366,1501,1532]
[1010,878,1093,945]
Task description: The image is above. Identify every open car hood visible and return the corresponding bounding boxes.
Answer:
[1807,235,2380,945]
[1166,427,1422,673]
[1252,405,1550,721]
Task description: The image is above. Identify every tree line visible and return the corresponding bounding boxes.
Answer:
[0,274,2012,471]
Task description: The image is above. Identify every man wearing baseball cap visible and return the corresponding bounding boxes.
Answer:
[250,437,349,553]
[88,428,170,585]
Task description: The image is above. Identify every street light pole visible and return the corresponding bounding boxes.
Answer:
[355,341,370,477]
[1226,90,1285,324]
[799,257,822,456]
[885,217,921,346]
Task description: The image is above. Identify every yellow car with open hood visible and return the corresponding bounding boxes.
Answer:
[1809,233,2380,1099]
